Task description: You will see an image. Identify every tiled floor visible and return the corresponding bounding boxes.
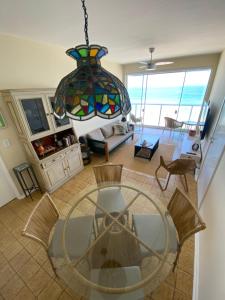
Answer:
[0,128,197,299]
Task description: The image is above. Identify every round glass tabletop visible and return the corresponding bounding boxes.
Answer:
[52,183,178,299]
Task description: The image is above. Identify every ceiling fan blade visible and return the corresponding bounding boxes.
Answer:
[155,61,174,66]
[139,61,148,65]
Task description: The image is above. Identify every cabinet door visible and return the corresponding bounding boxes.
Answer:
[46,95,72,132]
[45,159,68,189]
[65,146,83,176]
[16,94,54,140]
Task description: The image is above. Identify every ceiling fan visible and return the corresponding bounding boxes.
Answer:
[139,48,174,71]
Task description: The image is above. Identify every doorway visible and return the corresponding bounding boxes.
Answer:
[0,156,18,207]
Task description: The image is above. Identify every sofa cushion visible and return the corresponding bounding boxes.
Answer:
[107,131,133,151]
[113,124,126,135]
[101,123,114,138]
[87,128,105,141]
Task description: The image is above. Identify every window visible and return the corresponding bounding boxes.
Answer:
[127,69,211,127]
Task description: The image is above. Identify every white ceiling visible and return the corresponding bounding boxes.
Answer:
[1,0,225,64]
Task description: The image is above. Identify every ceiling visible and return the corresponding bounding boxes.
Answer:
[1,0,225,64]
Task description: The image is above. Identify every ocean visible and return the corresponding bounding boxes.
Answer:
[128,85,207,106]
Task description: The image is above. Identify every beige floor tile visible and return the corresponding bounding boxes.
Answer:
[26,239,41,256]
[1,273,25,300]
[9,248,31,272]
[33,247,48,266]
[0,263,15,289]
[18,257,41,283]
[58,291,74,300]
[38,279,63,299]
[14,286,35,300]
[178,248,194,275]
[42,258,56,278]
[0,252,7,269]
[1,240,23,260]
[151,282,174,300]
[26,267,52,296]
[173,289,192,300]
[176,269,193,297]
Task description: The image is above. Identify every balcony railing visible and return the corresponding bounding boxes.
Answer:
[131,103,202,127]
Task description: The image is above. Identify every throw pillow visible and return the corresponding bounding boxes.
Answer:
[101,124,114,138]
[120,121,129,133]
[87,128,105,141]
[113,124,126,135]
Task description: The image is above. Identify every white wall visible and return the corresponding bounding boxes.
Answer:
[196,49,225,300]
[0,34,123,192]
[198,149,225,300]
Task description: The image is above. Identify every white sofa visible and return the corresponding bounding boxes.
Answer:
[86,122,134,161]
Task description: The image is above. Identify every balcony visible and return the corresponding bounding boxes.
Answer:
[131,103,202,127]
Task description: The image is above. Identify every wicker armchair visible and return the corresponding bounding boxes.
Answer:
[163,117,183,134]
[155,156,196,192]
[22,193,94,275]
[132,188,206,271]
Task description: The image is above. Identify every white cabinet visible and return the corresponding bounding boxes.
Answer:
[3,89,72,141]
[40,144,83,192]
[3,89,83,193]
[65,145,83,176]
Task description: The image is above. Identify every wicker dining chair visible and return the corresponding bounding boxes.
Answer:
[155,156,196,192]
[93,164,128,232]
[22,193,94,275]
[132,188,206,271]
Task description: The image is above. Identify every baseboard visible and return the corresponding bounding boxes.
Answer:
[193,234,200,300]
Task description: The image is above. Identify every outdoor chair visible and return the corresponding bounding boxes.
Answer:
[163,117,183,135]
[155,156,196,192]
[130,113,143,132]
[22,193,94,275]
[132,188,206,271]
[93,164,128,232]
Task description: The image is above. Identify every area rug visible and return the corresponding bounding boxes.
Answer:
[94,136,175,179]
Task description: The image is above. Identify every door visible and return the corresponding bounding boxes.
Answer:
[65,146,83,176]
[16,94,54,140]
[197,98,225,207]
[0,157,16,206]
[46,95,71,132]
[45,159,68,189]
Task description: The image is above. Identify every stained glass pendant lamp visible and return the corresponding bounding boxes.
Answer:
[54,0,131,121]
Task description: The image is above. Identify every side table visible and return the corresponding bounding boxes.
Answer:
[13,163,41,199]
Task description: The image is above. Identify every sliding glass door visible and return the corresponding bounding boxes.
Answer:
[127,69,211,127]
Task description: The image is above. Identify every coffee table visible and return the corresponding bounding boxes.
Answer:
[134,136,159,160]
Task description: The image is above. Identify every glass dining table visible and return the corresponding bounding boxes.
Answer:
[51,183,178,300]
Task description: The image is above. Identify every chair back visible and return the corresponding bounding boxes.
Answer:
[166,158,196,174]
[164,117,183,129]
[22,193,59,249]
[167,188,206,246]
[93,164,123,186]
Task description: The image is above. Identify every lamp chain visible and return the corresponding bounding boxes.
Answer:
[81,0,89,47]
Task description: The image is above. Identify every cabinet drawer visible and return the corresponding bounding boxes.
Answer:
[41,154,64,168]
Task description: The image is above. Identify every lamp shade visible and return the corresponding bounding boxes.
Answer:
[54,44,131,120]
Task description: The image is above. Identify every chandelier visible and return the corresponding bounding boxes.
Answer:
[54,0,131,121]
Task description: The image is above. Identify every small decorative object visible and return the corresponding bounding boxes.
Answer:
[141,140,148,147]
[54,0,131,121]
[0,109,6,129]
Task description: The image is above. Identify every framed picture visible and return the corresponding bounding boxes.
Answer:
[0,109,7,129]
